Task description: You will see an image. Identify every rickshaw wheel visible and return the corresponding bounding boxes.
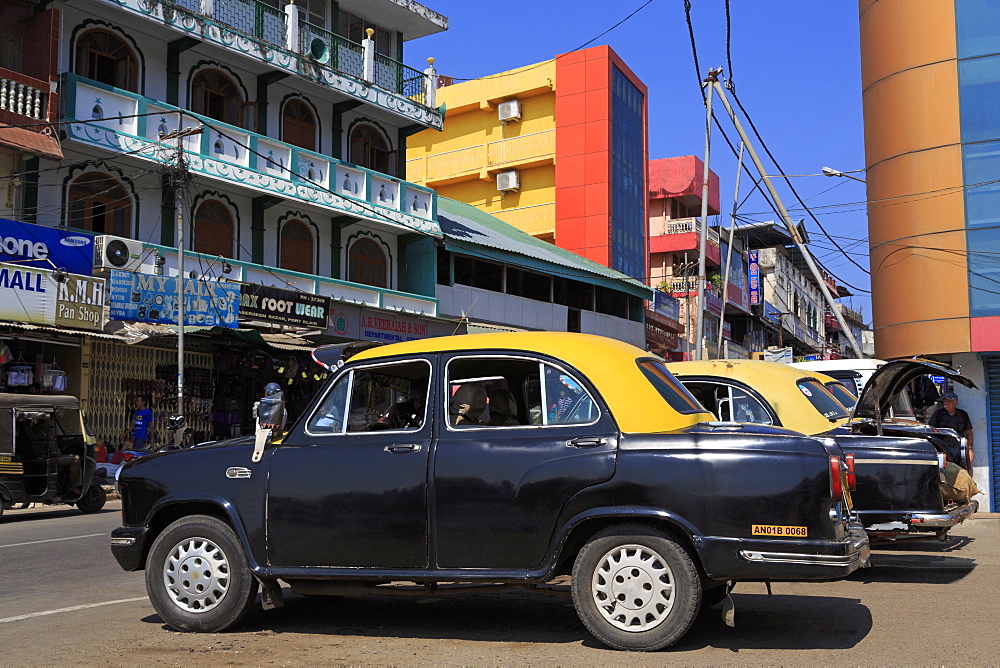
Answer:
[76,485,107,513]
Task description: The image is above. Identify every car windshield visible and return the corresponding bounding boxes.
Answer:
[637,360,706,414]
[825,382,858,410]
[890,388,918,420]
[796,379,850,420]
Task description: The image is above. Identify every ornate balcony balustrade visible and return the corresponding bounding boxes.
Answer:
[0,72,47,121]
[64,74,440,237]
[99,0,442,129]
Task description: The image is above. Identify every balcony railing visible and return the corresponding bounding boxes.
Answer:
[487,130,555,167]
[101,0,441,128]
[408,129,555,183]
[494,202,555,236]
[134,241,438,317]
[64,74,440,237]
[0,70,48,120]
[666,276,702,293]
[649,216,720,246]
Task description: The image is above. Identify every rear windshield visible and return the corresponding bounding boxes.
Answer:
[825,381,858,410]
[797,379,850,420]
[637,360,706,414]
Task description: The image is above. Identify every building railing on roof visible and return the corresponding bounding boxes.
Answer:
[839,303,864,324]
[0,69,48,121]
[99,0,441,127]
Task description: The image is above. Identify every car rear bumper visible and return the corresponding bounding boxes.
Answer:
[860,500,978,534]
[699,523,870,581]
[110,526,148,571]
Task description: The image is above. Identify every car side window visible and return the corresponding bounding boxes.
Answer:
[307,360,430,434]
[544,365,597,425]
[729,387,774,425]
[445,356,598,429]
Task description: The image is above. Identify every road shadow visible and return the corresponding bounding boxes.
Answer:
[0,505,119,524]
[149,587,869,652]
[871,534,974,552]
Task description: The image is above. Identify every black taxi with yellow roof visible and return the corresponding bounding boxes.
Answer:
[112,332,868,652]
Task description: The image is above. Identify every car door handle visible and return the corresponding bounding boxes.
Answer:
[567,437,607,448]
[384,443,422,454]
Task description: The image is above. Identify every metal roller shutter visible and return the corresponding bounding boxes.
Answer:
[983,356,1000,510]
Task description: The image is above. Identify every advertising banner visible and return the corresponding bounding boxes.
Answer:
[239,283,331,329]
[327,303,459,343]
[108,270,240,327]
[748,250,761,305]
[0,219,94,276]
[0,262,105,330]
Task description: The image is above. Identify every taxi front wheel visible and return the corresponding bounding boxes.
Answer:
[145,515,258,632]
[571,525,701,651]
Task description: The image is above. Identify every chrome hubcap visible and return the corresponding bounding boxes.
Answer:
[591,544,675,632]
[163,536,230,613]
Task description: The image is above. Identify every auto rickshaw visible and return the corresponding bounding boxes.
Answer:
[0,393,107,520]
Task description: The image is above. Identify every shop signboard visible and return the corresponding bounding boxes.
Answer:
[239,283,331,329]
[0,219,94,276]
[326,303,461,343]
[0,262,105,330]
[764,347,794,364]
[107,270,240,327]
[748,250,761,305]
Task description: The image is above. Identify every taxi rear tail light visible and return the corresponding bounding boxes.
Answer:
[844,453,857,491]
[122,452,135,462]
[829,455,843,501]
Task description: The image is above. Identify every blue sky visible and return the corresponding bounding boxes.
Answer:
[410,0,872,318]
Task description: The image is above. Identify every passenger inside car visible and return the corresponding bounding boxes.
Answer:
[486,388,519,426]
[450,384,487,426]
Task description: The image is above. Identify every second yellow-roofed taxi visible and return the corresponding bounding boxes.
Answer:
[667,358,981,541]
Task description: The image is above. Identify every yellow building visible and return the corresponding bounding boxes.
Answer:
[407,59,558,240]
[407,45,650,280]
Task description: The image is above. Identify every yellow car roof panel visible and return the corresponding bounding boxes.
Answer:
[351,332,714,433]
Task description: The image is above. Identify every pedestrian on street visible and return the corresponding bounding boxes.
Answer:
[928,391,974,449]
[132,394,153,449]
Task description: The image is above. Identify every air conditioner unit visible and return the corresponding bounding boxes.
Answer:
[498,100,521,123]
[496,170,520,193]
[94,235,144,271]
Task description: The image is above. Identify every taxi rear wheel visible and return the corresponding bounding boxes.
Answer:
[571,525,700,651]
[145,515,258,632]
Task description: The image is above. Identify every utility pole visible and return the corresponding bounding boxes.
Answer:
[716,141,744,356]
[159,117,203,438]
[694,68,721,360]
[708,79,863,358]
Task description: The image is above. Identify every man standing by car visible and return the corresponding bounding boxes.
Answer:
[929,391,973,449]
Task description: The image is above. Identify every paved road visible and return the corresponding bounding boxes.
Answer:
[1,503,997,665]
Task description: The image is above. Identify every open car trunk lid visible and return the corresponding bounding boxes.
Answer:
[852,358,976,421]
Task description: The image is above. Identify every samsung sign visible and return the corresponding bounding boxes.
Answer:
[0,219,94,276]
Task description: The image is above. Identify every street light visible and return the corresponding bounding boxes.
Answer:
[821,166,866,183]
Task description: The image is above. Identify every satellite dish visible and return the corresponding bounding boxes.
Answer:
[105,238,131,267]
